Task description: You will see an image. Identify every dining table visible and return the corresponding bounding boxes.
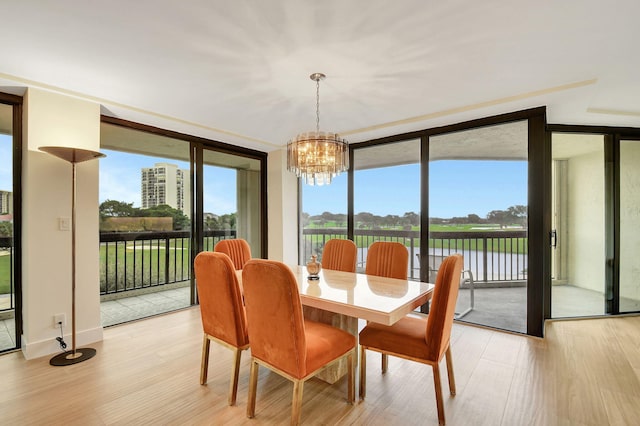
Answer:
[287,264,435,384]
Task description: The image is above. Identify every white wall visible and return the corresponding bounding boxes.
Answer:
[567,150,605,293]
[22,89,103,359]
[267,149,299,264]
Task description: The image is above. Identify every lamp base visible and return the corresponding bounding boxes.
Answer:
[49,348,97,366]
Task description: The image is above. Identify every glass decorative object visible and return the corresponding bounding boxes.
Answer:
[306,254,322,280]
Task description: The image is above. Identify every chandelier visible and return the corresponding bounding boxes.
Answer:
[287,73,349,186]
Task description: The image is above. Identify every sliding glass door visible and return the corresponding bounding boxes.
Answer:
[0,101,19,352]
[429,120,528,333]
[99,124,193,326]
[551,133,606,317]
[550,131,640,318]
[619,139,640,313]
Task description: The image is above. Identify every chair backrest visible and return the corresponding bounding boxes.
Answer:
[242,259,307,378]
[194,251,249,348]
[425,254,463,361]
[365,241,408,280]
[321,239,357,273]
[214,239,251,270]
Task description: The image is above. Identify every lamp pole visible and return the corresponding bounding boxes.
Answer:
[40,146,105,366]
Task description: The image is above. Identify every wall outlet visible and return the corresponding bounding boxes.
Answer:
[53,313,66,328]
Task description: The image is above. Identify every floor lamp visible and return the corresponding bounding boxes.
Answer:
[40,146,105,366]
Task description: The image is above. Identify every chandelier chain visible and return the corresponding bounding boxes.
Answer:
[315,78,320,133]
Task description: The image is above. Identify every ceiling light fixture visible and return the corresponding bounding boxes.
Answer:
[287,73,349,186]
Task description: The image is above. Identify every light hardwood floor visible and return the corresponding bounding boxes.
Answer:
[1,308,639,425]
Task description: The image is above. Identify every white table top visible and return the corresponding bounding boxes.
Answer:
[289,265,434,326]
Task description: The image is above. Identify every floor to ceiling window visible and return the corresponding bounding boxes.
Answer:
[298,108,547,336]
[429,120,529,333]
[202,148,262,258]
[352,139,421,277]
[300,173,348,264]
[99,120,265,326]
[0,95,21,353]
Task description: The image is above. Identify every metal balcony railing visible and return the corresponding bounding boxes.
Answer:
[3,227,528,307]
[100,230,236,295]
[301,228,528,284]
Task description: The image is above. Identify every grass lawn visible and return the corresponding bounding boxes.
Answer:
[100,242,191,292]
[0,255,11,294]
[303,223,528,254]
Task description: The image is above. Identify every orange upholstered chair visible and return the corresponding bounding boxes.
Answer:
[359,254,463,425]
[365,241,409,371]
[214,238,251,270]
[365,241,408,280]
[321,239,357,272]
[242,259,356,425]
[194,251,249,406]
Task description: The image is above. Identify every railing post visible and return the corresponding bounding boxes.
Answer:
[164,236,170,285]
[483,237,488,283]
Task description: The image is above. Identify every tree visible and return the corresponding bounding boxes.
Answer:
[0,222,11,237]
[99,200,137,218]
[402,211,419,227]
[467,213,482,223]
[507,205,527,227]
[355,212,375,228]
[142,204,190,230]
[301,212,310,227]
[486,209,510,228]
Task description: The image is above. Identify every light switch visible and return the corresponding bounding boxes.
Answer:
[58,217,71,231]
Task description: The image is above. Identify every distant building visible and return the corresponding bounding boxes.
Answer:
[141,163,190,216]
[0,190,12,215]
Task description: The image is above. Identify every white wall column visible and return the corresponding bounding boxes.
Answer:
[267,149,298,264]
[22,89,103,359]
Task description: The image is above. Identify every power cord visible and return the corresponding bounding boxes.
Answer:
[56,321,67,351]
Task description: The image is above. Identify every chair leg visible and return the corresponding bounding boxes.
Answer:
[200,334,210,385]
[359,346,367,400]
[291,379,304,426]
[445,346,456,396]
[432,363,446,426]
[246,360,259,418]
[347,350,355,404]
[228,347,243,406]
[382,353,388,373]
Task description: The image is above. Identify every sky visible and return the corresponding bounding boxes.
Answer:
[303,160,527,218]
[1,134,526,218]
[99,149,237,214]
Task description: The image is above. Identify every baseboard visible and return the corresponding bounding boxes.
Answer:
[21,326,104,360]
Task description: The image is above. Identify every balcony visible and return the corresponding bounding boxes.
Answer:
[0,227,612,351]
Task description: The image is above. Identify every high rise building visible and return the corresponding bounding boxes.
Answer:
[141,163,190,217]
[0,190,12,215]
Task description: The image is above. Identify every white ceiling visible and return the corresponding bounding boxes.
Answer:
[1,0,639,154]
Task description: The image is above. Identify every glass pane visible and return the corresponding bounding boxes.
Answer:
[100,124,191,326]
[429,121,528,333]
[354,139,420,278]
[202,149,262,258]
[300,173,348,264]
[551,133,605,317]
[619,139,640,313]
[0,103,15,351]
